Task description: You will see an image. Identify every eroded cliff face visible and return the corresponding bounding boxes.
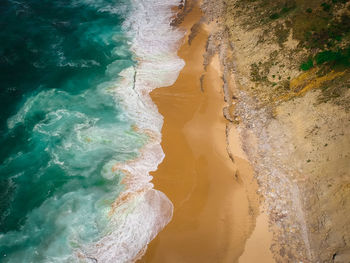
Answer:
[201,0,350,262]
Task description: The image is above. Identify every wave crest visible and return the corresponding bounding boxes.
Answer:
[81,0,185,262]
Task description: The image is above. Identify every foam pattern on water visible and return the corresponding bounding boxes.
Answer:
[0,0,184,262]
[81,0,185,261]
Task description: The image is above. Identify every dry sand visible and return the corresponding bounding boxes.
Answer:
[139,3,274,262]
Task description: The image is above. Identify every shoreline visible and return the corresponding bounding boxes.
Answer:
[80,1,186,261]
[139,2,274,262]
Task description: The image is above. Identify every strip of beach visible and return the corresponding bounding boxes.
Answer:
[139,1,275,262]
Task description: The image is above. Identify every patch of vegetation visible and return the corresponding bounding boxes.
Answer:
[316,49,350,66]
[250,52,280,83]
[321,2,331,12]
[274,23,290,46]
[236,0,350,49]
[250,63,266,81]
[300,46,350,71]
[300,58,314,71]
[225,0,350,104]
[304,15,350,49]
[270,13,280,19]
[269,0,297,20]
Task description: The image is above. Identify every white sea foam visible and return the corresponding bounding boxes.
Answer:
[81,0,185,262]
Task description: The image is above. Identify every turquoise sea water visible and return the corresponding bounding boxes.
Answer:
[0,0,149,261]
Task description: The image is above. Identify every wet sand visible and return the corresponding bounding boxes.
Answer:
[139,3,274,263]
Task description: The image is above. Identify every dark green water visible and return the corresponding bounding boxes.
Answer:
[0,0,148,261]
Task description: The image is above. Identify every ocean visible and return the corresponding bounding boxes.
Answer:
[0,0,184,262]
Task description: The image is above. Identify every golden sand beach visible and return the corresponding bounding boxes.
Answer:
[139,2,274,262]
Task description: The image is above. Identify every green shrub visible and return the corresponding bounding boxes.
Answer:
[306,8,312,13]
[316,50,341,65]
[269,2,296,20]
[315,48,350,67]
[270,13,280,19]
[331,0,349,3]
[300,58,314,71]
[281,6,295,14]
[321,2,331,12]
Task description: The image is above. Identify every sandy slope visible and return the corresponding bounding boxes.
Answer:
[139,2,274,262]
